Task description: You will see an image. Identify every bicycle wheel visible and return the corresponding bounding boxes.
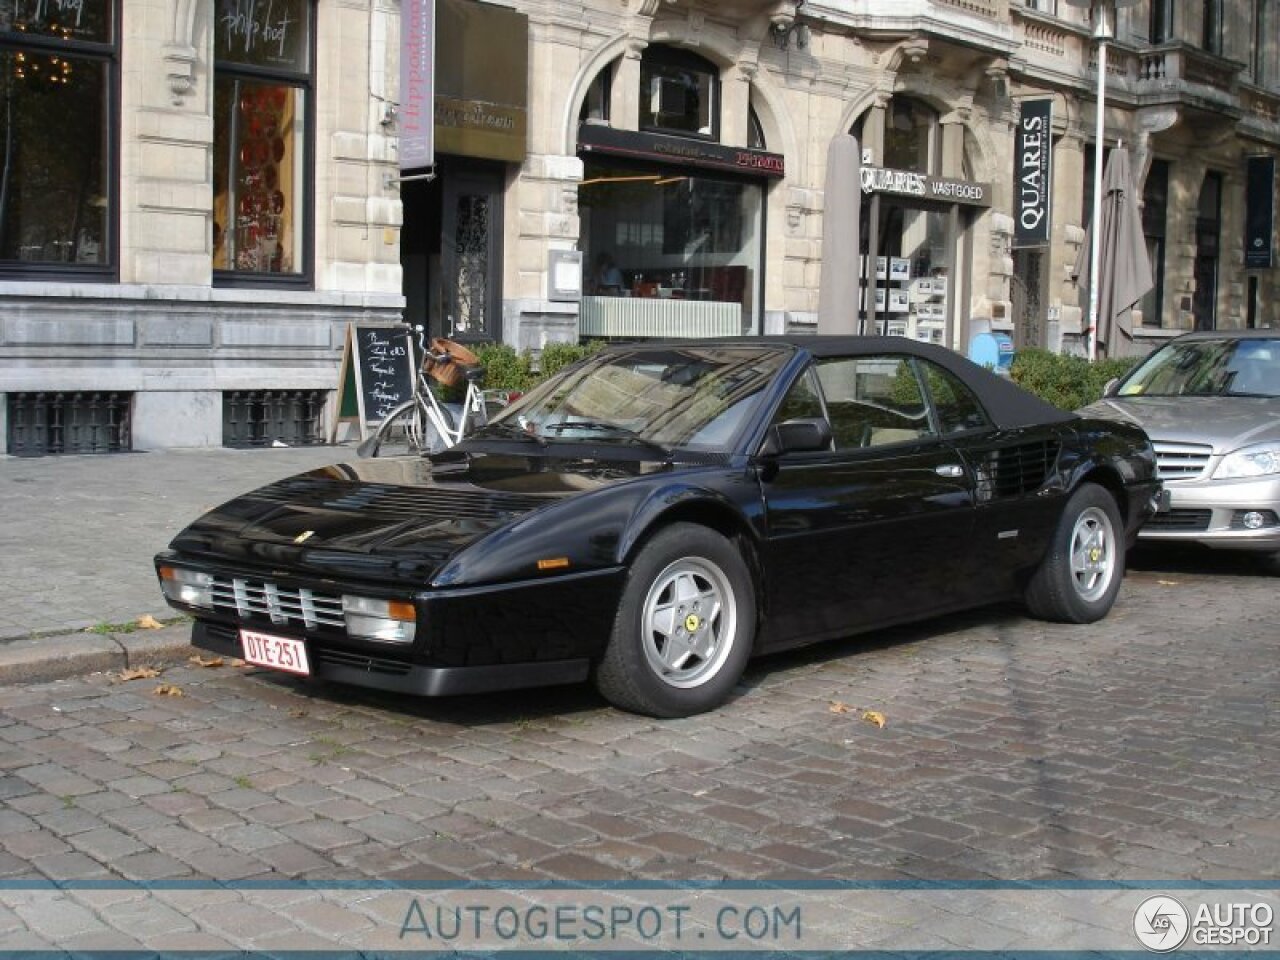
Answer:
[358,399,427,457]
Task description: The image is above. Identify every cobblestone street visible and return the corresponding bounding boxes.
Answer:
[1,552,1276,918]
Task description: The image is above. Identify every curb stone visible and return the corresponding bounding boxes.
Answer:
[0,623,194,685]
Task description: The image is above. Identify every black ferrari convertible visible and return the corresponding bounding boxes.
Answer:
[156,337,1162,717]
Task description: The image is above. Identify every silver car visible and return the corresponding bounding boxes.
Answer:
[1081,331,1280,567]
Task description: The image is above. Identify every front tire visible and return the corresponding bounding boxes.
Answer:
[1024,482,1125,623]
[595,524,756,717]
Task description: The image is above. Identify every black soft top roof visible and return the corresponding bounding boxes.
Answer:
[613,335,1077,431]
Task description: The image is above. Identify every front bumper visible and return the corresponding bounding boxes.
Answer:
[1139,474,1280,552]
[191,620,590,696]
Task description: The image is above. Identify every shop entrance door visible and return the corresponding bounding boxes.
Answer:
[441,164,504,342]
[1193,172,1222,332]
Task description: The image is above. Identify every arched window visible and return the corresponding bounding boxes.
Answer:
[884,97,940,173]
[640,46,719,139]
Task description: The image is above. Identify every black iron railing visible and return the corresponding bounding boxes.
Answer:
[222,390,327,448]
[6,392,132,457]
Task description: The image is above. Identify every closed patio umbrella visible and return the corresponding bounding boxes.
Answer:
[1073,146,1153,358]
[817,133,862,335]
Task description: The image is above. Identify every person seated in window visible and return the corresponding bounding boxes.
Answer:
[592,252,625,296]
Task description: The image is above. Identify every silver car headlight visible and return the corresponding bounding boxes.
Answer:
[158,566,214,609]
[342,595,417,644]
[1214,443,1280,480]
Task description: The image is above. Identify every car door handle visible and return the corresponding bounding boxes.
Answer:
[935,464,965,478]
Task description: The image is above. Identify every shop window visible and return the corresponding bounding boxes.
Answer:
[1201,0,1223,54]
[748,104,766,150]
[1140,159,1169,327]
[884,98,940,174]
[1150,0,1174,42]
[213,0,313,284]
[579,62,611,126]
[0,2,116,276]
[579,159,763,335]
[640,46,718,139]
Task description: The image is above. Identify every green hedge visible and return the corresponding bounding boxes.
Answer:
[1009,348,1139,410]
[467,340,1137,413]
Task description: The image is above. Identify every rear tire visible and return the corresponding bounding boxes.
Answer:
[1024,482,1125,623]
[595,524,756,718]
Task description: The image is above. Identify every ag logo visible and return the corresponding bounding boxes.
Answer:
[1134,895,1190,952]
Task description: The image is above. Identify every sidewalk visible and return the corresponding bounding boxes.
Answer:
[0,444,352,680]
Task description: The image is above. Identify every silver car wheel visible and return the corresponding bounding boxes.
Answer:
[641,557,737,689]
[1070,505,1117,603]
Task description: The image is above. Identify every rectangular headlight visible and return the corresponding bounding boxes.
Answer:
[342,595,417,644]
[158,566,214,609]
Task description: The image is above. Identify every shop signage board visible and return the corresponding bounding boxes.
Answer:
[1014,98,1054,247]
[435,0,528,163]
[859,166,991,208]
[578,125,786,180]
[332,326,417,441]
[1245,155,1275,270]
[400,0,435,171]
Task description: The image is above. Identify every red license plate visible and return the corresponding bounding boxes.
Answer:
[239,629,311,676]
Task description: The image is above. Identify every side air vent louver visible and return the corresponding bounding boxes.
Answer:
[978,440,1061,500]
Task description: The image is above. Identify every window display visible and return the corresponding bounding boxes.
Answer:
[213,0,311,281]
[865,205,951,344]
[0,4,114,272]
[579,159,762,337]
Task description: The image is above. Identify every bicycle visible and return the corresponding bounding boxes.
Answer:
[356,326,492,457]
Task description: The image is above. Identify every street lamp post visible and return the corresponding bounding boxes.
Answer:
[1064,0,1137,360]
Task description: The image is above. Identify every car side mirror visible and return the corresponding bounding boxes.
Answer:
[760,417,832,456]
[1102,378,1120,398]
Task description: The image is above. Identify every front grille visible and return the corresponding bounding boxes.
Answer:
[210,575,345,630]
[252,476,552,523]
[7,392,131,456]
[314,649,413,676]
[1146,508,1212,531]
[1154,441,1212,481]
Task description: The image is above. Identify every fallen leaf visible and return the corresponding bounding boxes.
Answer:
[1157,579,1180,586]
[153,684,184,697]
[862,710,887,729]
[189,655,225,669]
[229,658,248,668]
[118,666,162,682]
[288,708,309,718]
[829,701,854,715]
[136,615,164,630]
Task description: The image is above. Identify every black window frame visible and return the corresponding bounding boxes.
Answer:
[0,1,120,282]
[1201,0,1224,54]
[212,0,317,290]
[1149,0,1174,43]
[639,45,720,142]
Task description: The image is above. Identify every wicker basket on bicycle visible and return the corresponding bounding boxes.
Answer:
[422,338,480,387]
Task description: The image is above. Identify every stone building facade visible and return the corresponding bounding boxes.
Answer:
[418,0,1278,364]
[0,0,401,454]
[2,0,1277,453]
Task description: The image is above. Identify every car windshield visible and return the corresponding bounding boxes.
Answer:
[484,345,790,453]
[1117,338,1280,399]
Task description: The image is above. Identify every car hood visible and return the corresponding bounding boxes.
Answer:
[1079,396,1280,453]
[168,450,673,585]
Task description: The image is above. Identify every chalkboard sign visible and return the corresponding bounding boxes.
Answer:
[332,325,417,440]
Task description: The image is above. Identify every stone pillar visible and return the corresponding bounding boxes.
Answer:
[505,154,584,353]
[862,101,887,165]
[940,119,966,180]
[322,1,404,295]
[123,0,213,287]
[722,62,754,148]
[1219,169,1246,329]
[1053,135,1087,340]
[1165,160,1205,331]
[611,41,646,133]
